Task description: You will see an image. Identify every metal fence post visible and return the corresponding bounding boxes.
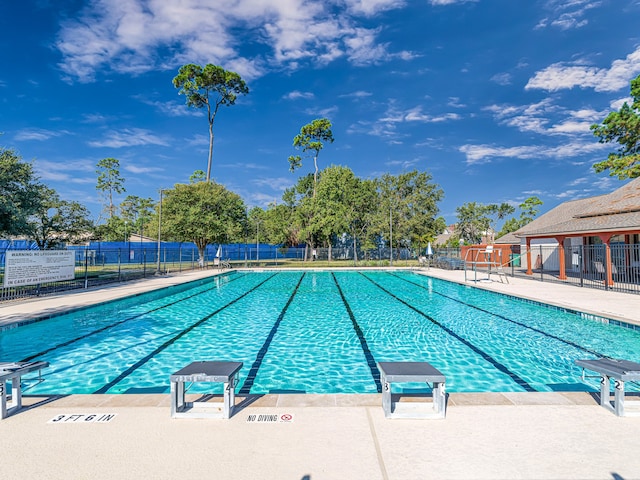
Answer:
[117,248,122,281]
[579,245,584,287]
[539,245,543,282]
[604,245,610,291]
[84,247,89,289]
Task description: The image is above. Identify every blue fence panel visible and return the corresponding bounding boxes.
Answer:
[0,240,39,266]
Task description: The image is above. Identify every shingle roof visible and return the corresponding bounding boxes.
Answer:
[514,178,640,238]
[494,231,520,244]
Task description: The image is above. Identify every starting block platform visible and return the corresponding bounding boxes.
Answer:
[576,358,640,417]
[1,361,49,420]
[170,361,243,419]
[378,361,446,419]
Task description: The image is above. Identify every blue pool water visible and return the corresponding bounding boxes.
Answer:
[2,270,639,395]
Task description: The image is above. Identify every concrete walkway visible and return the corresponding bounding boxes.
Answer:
[2,267,640,479]
[2,393,640,480]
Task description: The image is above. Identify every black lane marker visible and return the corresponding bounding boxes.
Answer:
[238,273,306,395]
[389,272,604,358]
[359,272,536,392]
[332,273,381,392]
[20,273,248,363]
[93,273,278,394]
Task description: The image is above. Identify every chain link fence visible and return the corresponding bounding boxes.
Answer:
[2,242,638,302]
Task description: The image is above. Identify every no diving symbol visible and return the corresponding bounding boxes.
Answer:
[280,414,293,422]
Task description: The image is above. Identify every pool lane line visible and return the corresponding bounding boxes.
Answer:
[93,273,279,394]
[359,272,536,392]
[387,272,605,358]
[238,272,306,395]
[20,272,249,364]
[332,273,382,393]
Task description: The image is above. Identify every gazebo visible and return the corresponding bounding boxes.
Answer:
[514,178,640,287]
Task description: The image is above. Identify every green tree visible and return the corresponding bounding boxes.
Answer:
[27,186,94,248]
[496,196,543,238]
[518,196,543,224]
[247,206,267,253]
[456,202,490,245]
[375,170,444,259]
[93,216,126,242]
[96,157,125,220]
[173,64,249,182]
[161,179,246,263]
[346,177,378,261]
[288,118,334,197]
[591,74,640,179]
[119,195,156,239]
[496,217,521,239]
[261,200,300,247]
[0,148,44,236]
[456,202,515,244]
[312,166,380,261]
[485,202,515,243]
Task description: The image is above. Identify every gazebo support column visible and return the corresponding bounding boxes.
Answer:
[555,236,567,280]
[598,234,614,287]
[526,238,533,275]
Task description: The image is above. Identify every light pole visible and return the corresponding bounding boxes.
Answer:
[155,188,163,275]
[255,219,262,262]
[389,205,393,266]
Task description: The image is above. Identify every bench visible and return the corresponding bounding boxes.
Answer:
[575,358,640,417]
[170,361,243,419]
[1,361,49,420]
[377,361,446,419]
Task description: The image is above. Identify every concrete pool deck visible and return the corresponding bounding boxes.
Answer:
[1,267,640,479]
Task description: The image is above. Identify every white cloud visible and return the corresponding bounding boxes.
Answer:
[218,161,270,170]
[486,100,604,136]
[568,177,588,186]
[339,90,373,99]
[428,0,477,5]
[34,159,95,184]
[554,189,581,199]
[82,113,112,123]
[610,96,632,110]
[88,128,169,148]
[132,96,201,116]
[14,128,70,141]
[385,158,419,169]
[526,47,640,92]
[124,164,164,174]
[490,72,512,86]
[252,176,294,191]
[187,134,209,147]
[381,104,461,124]
[344,0,405,16]
[536,0,602,30]
[460,140,608,165]
[350,102,461,138]
[56,0,410,83]
[283,90,315,100]
[304,105,339,118]
[447,97,466,108]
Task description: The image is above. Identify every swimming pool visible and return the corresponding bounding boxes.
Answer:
[2,270,639,395]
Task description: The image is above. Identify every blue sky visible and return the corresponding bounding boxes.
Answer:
[1,0,639,225]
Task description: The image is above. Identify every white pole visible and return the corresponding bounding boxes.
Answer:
[389,205,393,266]
[256,220,261,261]
[156,189,163,275]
